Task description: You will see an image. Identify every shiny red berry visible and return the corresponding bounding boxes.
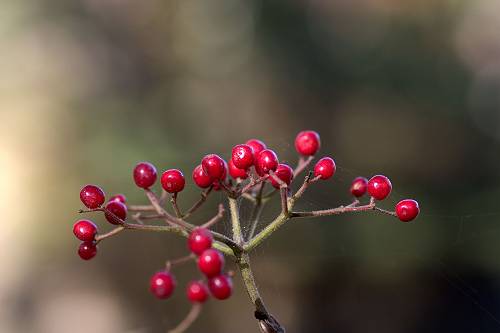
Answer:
[208,274,233,300]
[396,199,420,222]
[104,200,127,224]
[161,169,185,193]
[228,159,248,180]
[80,184,105,209]
[187,281,210,303]
[245,139,267,161]
[232,144,254,170]
[367,175,392,200]
[202,154,226,180]
[295,130,321,156]
[150,271,176,299]
[255,149,279,176]
[198,249,224,278]
[109,194,126,204]
[270,163,294,189]
[193,164,213,188]
[313,157,336,180]
[350,177,368,197]
[188,228,213,255]
[73,219,98,242]
[78,241,97,260]
[133,162,157,189]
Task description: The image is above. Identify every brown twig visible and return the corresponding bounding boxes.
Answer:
[293,155,314,178]
[171,193,183,218]
[168,303,202,333]
[95,226,125,242]
[290,202,376,218]
[201,204,225,229]
[166,253,196,271]
[290,171,321,203]
[183,187,213,219]
[239,175,269,196]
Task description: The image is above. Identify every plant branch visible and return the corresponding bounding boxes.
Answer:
[247,183,266,240]
[201,204,225,229]
[168,303,202,333]
[183,187,212,219]
[290,202,376,218]
[293,155,314,178]
[229,197,243,245]
[170,193,183,218]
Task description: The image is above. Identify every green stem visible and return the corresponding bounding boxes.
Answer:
[229,197,243,245]
[245,213,289,251]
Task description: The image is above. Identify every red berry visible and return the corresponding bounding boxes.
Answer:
[161,169,185,193]
[150,271,176,299]
[232,144,254,170]
[188,228,213,255]
[212,160,228,191]
[80,184,105,209]
[208,274,233,300]
[202,154,226,180]
[367,175,392,200]
[295,130,321,156]
[78,241,97,260]
[104,200,127,224]
[109,194,126,204]
[395,199,420,222]
[313,157,336,180]
[133,162,157,189]
[187,281,210,303]
[192,164,213,188]
[228,159,248,180]
[245,139,267,161]
[198,249,224,278]
[350,177,368,197]
[255,149,279,176]
[270,163,294,189]
[73,219,98,242]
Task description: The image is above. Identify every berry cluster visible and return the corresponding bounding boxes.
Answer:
[73,129,420,332]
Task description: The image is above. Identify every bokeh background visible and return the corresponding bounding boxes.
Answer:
[2,0,500,332]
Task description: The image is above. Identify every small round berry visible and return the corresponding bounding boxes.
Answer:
[202,154,226,180]
[245,139,267,161]
[232,144,254,170]
[313,157,336,180]
[109,194,126,204]
[270,163,294,189]
[228,159,248,180]
[208,274,233,300]
[150,271,176,299]
[80,184,105,209]
[78,241,97,260]
[161,169,185,193]
[192,164,213,188]
[187,281,210,303]
[395,199,420,222]
[188,228,213,256]
[198,249,225,278]
[73,219,98,242]
[295,130,321,156]
[367,175,392,200]
[350,177,368,197]
[133,162,157,189]
[104,200,127,225]
[255,149,279,176]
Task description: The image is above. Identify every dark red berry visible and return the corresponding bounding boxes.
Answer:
[78,241,97,260]
[367,175,392,200]
[193,164,213,188]
[104,200,127,224]
[202,154,226,180]
[295,130,321,156]
[255,149,279,176]
[73,219,98,242]
[212,160,228,191]
[350,177,368,197]
[133,162,157,189]
[188,228,213,255]
[80,184,105,209]
[198,249,224,278]
[395,199,420,222]
[313,157,336,180]
[232,144,254,170]
[109,194,126,204]
[150,271,176,299]
[270,163,294,189]
[245,139,267,161]
[228,159,248,180]
[208,274,233,300]
[161,169,185,193]
[187,281,210,303]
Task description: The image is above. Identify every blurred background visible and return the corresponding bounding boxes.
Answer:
[1,0,500,332]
